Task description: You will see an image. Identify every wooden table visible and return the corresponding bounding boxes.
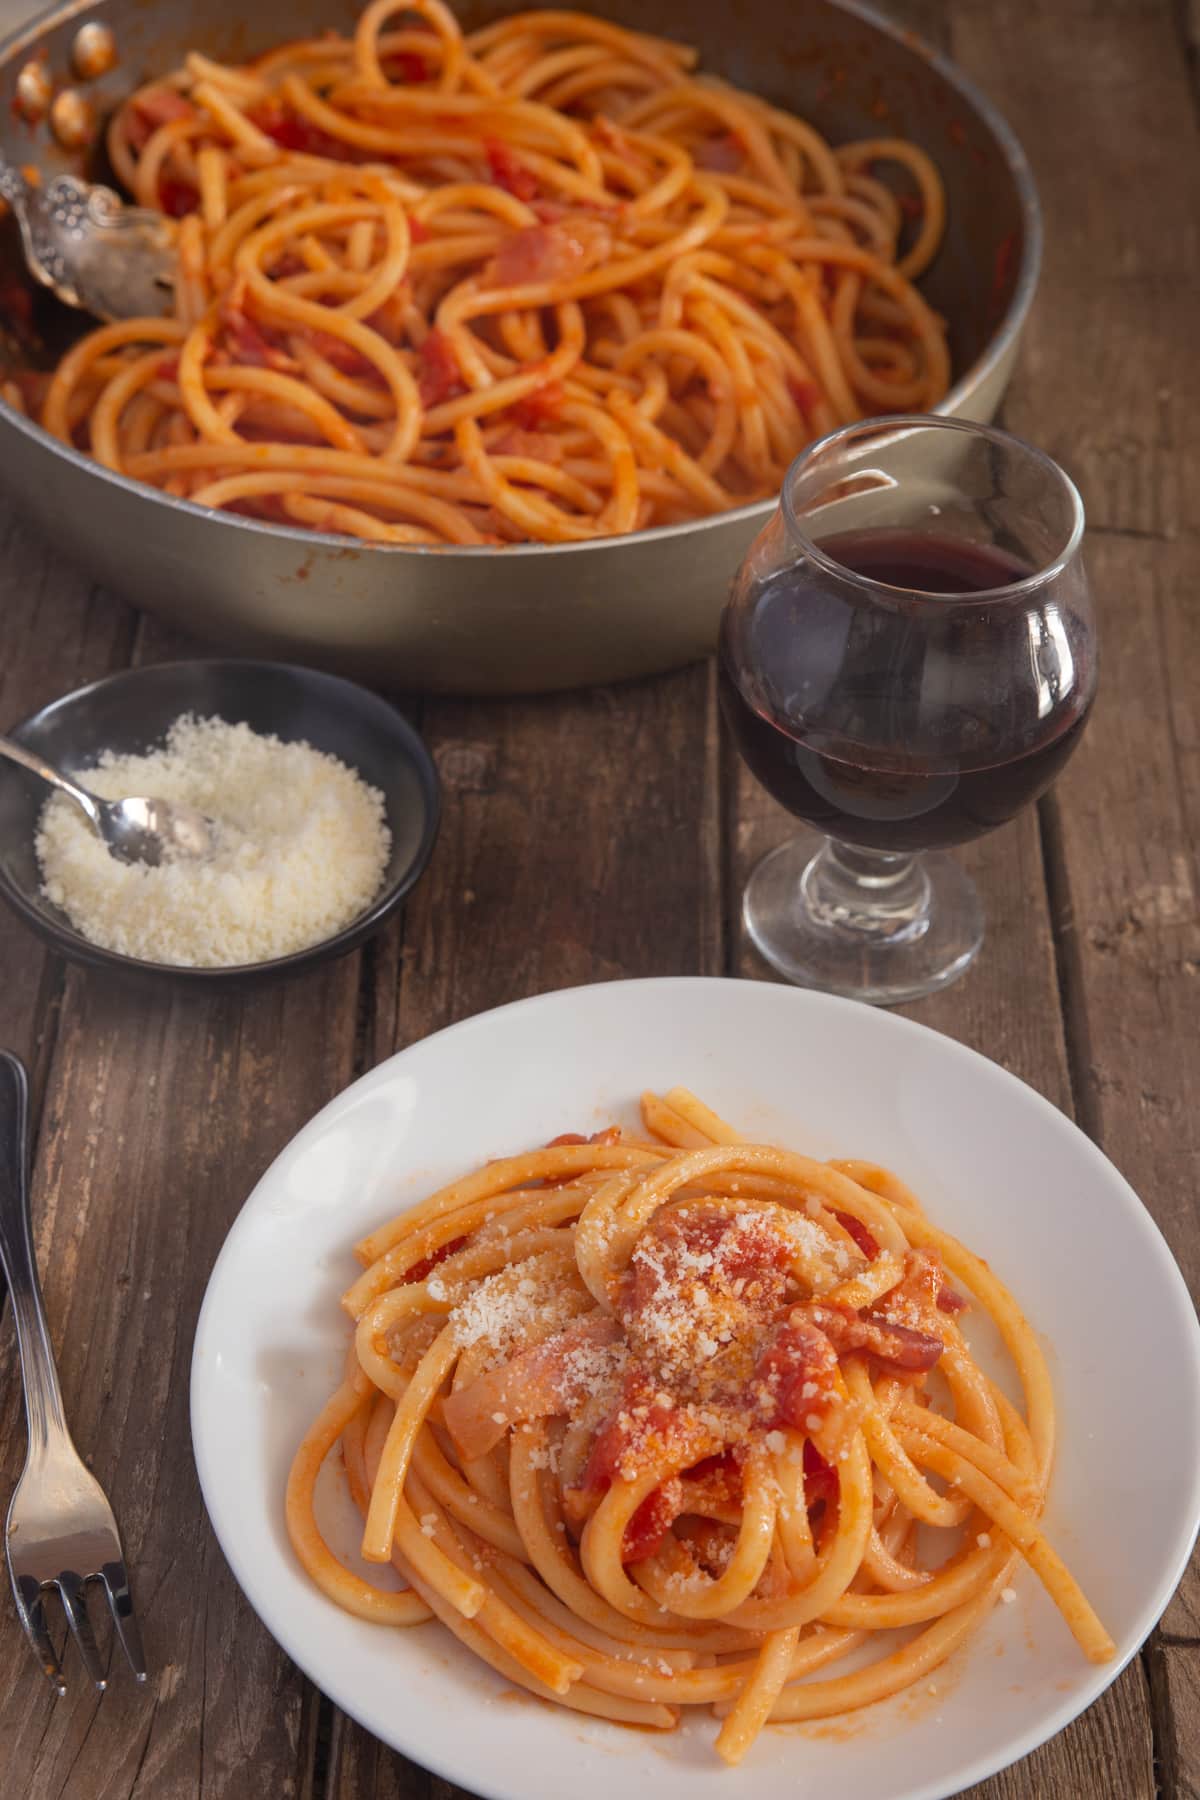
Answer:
[1,0,1197,1792]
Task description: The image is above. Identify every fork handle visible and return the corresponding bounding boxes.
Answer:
[0,1053,69,1453]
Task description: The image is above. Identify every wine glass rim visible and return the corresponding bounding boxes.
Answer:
[779,415,1086,603]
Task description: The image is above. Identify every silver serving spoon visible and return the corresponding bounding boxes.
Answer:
[0,160,175,322]
[0,736,212,866]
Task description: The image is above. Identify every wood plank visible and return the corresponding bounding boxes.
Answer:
[0,598,356,1800]
[326,1715,460,1800]
[0,506,139,1102]
[328,663,719,1798]
[1042,535,1199,1657]
[957,1664,1156,1800]
[1147,1640,1200,1800]
[391,664,722,1038]
[728,788,1074,1107]
[0,940,367,1795]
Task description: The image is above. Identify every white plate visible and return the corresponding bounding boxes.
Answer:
[190,977,1200,1800]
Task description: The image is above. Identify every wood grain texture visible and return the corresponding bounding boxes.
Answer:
[728,787,1074,1109]
[1149,1639,1200,1800]
[0,953,366,1798]
[0,511,137,1104]
[958,1663,1156,1800]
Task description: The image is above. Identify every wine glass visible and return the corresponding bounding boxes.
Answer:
[720,416,1096,1004]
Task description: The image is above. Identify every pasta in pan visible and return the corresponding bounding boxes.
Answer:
[30,3,951,546]
[287,1086,1112,1767]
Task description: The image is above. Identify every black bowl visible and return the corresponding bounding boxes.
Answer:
[0,659,440,986]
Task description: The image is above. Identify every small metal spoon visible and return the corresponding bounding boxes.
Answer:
[0,736,213,867]
[0,161,176,322]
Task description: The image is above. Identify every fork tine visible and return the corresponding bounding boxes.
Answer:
[56,1574,107,1691]
[100,1560,147,1683]
[12,1573,65,1696]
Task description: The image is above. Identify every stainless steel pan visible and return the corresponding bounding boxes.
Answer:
[0,0,1040,693]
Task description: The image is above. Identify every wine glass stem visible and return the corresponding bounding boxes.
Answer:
[799,839,933,945]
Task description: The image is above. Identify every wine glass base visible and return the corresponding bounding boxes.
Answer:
[744,835,984,1005]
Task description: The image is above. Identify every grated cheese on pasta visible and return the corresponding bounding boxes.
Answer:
[35,714,391,967]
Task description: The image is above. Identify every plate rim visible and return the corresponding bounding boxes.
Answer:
[190,974,1200,1799]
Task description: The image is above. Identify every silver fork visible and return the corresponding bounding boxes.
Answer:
[0,1050,147,1692]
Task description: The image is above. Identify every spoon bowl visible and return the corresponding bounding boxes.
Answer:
[0,733,214,867]
[95,794,214,866]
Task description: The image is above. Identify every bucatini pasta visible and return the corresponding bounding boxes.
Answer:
[27,4,951,546]
[287,1087,1113,1767]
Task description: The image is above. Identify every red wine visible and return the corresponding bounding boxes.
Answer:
[720,529,1094,853]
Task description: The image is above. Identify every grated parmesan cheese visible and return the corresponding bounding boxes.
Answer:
[449,1258,581,1366]
[35,715,391,967]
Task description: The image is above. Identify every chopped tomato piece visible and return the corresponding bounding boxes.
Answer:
[546,1126,619,1147]
[622,1478,683,1562]
[300,329,385,382]
[694,132,743,173]
[833,1210,879,1261]
[936,1284,968,1313]
[159,179,198,218]
[220,308,294,370]
[489,427,564,464]
[581,1368,718,1492]
[755,1313,841,1434]
[407,214,430,244]
[405,1234,467,1284]
[415,328,466,406]
[541,1126,619,1186]
[625,1205,793,1321]
[383,50,430,83]
[787,375,825,416]
[485,137,539,203]
[511,381,564,429]
[247,103,357,161]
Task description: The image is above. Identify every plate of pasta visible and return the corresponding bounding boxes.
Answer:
[190,977,1200,1797]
